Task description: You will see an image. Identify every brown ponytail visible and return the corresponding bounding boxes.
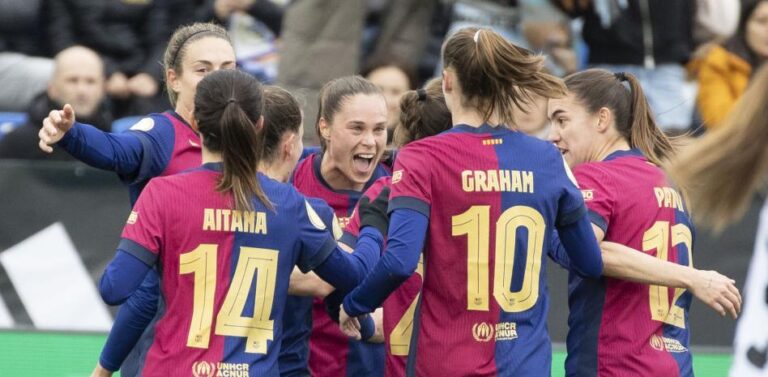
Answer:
[395,78,452,147]
[671,65,768,231]
[194,69,271,212]
[442,27,566,126]
[563,69,674,166]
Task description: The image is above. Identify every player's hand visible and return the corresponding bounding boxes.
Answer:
[339,304,361,340]
[38,104,76,153]
[106,72,130,98]
[688,269,742,319]
[89,362,114,377]
[359,187,390,236]
[128,73,159,97]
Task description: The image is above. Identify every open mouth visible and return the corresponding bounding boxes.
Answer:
[352,153,375,173]
[556,146,568,155]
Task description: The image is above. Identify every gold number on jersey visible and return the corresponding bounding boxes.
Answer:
[643,221,693,328]
[389,255,423,356]
[179,244,279,353]
[452,206,545,313]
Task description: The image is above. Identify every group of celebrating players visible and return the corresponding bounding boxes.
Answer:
[36,22,746,377]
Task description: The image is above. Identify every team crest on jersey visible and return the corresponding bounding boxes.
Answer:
[129,117,155,132]
[392,170,403,184]
[126,211,138,224]
[581,189,594,201]
[305,201,326,230]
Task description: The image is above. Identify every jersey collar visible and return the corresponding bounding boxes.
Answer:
[602,148,644,161]
[445,123,512,136]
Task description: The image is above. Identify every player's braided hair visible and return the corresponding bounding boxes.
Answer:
[394,78,452,147]
[163,23,231,106]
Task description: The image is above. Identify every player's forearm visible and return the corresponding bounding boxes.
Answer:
[99,250,152,305]
[314,227,384,293]
[600,241,692,288]
[343,209,427,316]
[288,267,334,297]
[558,215,604,278]
[58,122,143,175]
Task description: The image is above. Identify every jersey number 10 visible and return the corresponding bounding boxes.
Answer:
[452,205,545,312]
[180,244,278,354]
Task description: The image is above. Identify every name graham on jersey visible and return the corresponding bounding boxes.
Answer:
[203,208,267,234]
[461,170,534,193]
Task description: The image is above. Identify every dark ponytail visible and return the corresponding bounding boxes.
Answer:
[442,27,567,126]
[194,69,270,211]
[563,69,674,166]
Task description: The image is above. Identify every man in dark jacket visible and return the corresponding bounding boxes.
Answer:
[0,46,113,160]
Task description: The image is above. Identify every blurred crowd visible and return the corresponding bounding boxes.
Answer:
[0,0,765,157]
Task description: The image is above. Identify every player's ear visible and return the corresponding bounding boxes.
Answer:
[282,132,296,160]
[595,107,612,133]
[318,117,331,141]
[166,68,181,94]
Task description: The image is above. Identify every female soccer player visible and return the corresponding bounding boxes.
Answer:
[340,27,604,376]
[289,75,390,376]
[339,77,451,376]
[98,69,388,377]
[546,68,740,376]
[672,65,768,377]
[38,23,236,377]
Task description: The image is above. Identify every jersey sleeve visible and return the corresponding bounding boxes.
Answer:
[296,197,338,273]
[123,115,175,184]
[119,181,164,266]
[388,145,432,217]
[556,155,588,227]
[573,164,615,234]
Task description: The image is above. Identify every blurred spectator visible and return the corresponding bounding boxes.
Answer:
[693,0,740,45]
[696,0,768,129]
[0,0,54,111]
[0,46,112,160]
[520,3,578,76]
[555,0,696,134]
[362,58,417,141]
[278,0,436,143]
[46,0,171,118]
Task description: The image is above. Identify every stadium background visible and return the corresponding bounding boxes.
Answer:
[0,161,760,375]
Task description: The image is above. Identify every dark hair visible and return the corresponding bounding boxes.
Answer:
[194,69,269,212]
[315,76,383,151]
[361,57,418,91]
[563,69,674,166]
[395,78,452,147]
[262,86,302,161]
[441,27,566,126]
[724,0,768,66]
[163,23,231,106]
